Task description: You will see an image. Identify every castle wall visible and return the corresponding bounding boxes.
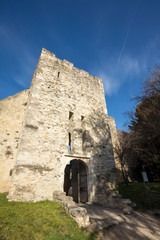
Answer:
[108,116,123,182]
[8,49,116,202]
[0,90,29,192]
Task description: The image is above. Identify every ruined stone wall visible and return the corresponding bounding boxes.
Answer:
[8,49,116,202]
[108,117,128,182]
[0,90,29,192]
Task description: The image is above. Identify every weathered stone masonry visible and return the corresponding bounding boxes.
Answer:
[2,48,117,203]
[0,90,29,192]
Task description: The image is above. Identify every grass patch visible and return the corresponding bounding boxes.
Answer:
[0,193,97,240]
[117,182,160,211]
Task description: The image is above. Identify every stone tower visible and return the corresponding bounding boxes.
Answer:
[8,48,116,203]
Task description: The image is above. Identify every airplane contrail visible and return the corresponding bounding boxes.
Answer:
[115,4,139,72]
[115,25,131,71]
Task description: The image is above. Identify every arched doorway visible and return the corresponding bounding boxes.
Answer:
[64,159,88,203]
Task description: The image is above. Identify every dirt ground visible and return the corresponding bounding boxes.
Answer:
[98,211,160,240]
[79,204,160,240]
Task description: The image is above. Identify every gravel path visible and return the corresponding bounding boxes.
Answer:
[79,204,160,240]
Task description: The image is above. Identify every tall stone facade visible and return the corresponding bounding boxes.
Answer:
[0,90,29,192]
[4,48,117,203]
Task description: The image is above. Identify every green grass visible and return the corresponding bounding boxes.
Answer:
[117,182,160,211]
[0,194,97,240]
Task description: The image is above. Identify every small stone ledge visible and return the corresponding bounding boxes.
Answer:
[15,164,53,174]
[53,191,90,228]
[25,124,38,130]
[65,153,90,159]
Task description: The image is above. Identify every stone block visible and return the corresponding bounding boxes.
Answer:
[123,206,133,215]
[122,199,132,205]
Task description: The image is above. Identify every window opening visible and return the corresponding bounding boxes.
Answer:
[69,111,73,120]
[58,72,60,78]
[81,116,85,150]
[68,112,73,151]
[68,132,71,151]
[9,169,13,176]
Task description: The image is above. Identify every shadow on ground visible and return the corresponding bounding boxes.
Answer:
[80,204,160,240]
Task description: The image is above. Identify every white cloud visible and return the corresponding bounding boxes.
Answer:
[120,56,140,75]
[99,73,120,96]
[96,54,140,96]
[95,35,160,97]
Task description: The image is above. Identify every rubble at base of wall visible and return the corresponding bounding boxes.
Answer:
[95,189,135,214]
[52,191,90,228]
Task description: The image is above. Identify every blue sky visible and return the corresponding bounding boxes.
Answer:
[0,0,160,130]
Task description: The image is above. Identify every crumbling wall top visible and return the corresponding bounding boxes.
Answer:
[41,48,102,83]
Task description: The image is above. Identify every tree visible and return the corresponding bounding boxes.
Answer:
[128,65,160,181]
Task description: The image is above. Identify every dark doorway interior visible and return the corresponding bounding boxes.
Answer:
[64,159,88,203]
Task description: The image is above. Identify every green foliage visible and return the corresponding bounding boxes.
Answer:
[118,182,160,211]
[0,194,97,240]
[128,65,160,181]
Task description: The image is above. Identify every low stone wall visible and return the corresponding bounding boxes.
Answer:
[53,191,90,228]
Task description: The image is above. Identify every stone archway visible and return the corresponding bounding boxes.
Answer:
[64,159,88,203]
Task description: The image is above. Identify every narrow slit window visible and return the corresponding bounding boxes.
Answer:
[81,116,84,121]
[68,112,73,151]
[68,132,71,151]
[58,72,60,78]
[81,116,85,151]
[69,111,73,120]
